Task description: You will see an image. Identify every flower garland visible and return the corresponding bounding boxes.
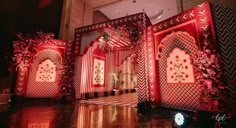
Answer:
[12,32,54,71]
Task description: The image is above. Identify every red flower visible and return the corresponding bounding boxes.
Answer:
[194,45,227,112]
[217,85,224,89]
[213,100,219,107]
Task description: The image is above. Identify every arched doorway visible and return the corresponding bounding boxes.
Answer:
[26,49,63,98]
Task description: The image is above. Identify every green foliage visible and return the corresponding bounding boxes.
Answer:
[103,32,110,42]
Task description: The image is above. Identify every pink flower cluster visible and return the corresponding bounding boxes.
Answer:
[12,32,54,70]
[107,21,144,45]
[195,48,223,93]
[194,47,225,112]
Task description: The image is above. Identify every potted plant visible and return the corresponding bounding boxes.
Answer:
[112,70,123,95]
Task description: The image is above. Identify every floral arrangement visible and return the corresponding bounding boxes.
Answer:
[100,32,113,53]
[57,60,75,102]
[98,21,144,54]
[120,21,144,45]
[12,32,54,71]
[193,36,229,112]
[107,21,144,45]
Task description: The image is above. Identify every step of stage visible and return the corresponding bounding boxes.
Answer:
[80,88,137,99]
[79,93,138,108]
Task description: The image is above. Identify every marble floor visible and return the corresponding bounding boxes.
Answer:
[0,93,197,128]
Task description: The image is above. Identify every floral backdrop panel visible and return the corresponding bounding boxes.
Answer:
[153,2,215,110]
[93,58,105,86]
[26,50,62,98]
[36,59,56,82]
[166,48,195,84]
[155,31,199,110]
[152,2,215,110]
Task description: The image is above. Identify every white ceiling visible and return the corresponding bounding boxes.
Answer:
[96,0,178,24]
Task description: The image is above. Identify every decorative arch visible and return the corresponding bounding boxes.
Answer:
[157,31,200,110]
[166,47,195,84]
[36,59,57,82]
[26,49,63,98]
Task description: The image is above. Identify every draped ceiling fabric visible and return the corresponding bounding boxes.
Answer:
[79,41,101,98]
[152,2,215,110]
[77,39,113,99]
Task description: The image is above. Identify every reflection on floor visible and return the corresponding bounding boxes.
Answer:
[79,93,138,108]
[0,103,177,128]
[77,104,173,128]
[0,92,199,128]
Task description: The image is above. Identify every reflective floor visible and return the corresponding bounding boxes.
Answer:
[80,93,138,108]
[0,94,196,128]
[0,104,177,128]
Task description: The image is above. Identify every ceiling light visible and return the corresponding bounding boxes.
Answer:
[150,10,164,20]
